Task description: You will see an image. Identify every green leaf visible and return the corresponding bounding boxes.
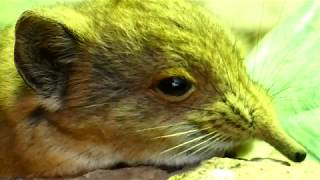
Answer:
[246,0,320,162]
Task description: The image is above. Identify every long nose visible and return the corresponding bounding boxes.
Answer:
[255,118,306,162]
[224,81,306,162]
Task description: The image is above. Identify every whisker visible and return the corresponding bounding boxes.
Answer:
[201,136,235,158]
[160,133,211,155]
[151,127,211,139]
[197,141,220,158]
[189,134,225,156]
[172,131,218,157]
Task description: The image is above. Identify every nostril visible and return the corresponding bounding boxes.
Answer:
[294,151,307,162]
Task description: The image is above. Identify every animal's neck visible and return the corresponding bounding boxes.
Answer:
[0,109,26,175]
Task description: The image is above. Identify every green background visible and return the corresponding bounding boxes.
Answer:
[0,0,80,26]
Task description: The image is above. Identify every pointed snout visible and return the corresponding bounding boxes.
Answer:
[255,121,306,162]
[259,124,307,162]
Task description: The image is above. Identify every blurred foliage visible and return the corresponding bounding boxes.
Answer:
[0,0,80,26]
[246,0,320,162]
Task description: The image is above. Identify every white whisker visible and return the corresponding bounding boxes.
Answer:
[160,133,211,155]
[189,134,225,156]
[152,127,211,139]
[172,131,218,158]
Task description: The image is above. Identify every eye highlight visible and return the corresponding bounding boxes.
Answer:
[158,76,192,96]
[153,76,195,102]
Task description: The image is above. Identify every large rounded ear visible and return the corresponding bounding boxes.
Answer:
[14,11,79,111]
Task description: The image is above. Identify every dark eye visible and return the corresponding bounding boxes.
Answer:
[157,76,192,96]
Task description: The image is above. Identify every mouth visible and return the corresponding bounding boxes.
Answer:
[108,161,201,174]
[107,140,240,174]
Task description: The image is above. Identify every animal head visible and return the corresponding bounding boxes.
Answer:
[13,0,305,166]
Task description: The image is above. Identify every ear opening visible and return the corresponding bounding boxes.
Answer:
[14,11,79,111]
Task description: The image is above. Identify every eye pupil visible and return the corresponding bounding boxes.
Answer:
[157,77,192,96]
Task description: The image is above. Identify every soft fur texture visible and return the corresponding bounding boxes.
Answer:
[0,0,305,177]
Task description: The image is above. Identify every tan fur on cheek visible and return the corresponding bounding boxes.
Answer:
[12,121,121,177]
[6,93,39,124]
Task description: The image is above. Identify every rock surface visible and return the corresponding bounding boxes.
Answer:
[28,167,169,180]
[170,157,319,180]
[21,157,318,180]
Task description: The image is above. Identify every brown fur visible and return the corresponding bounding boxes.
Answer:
[0,0,305,178]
